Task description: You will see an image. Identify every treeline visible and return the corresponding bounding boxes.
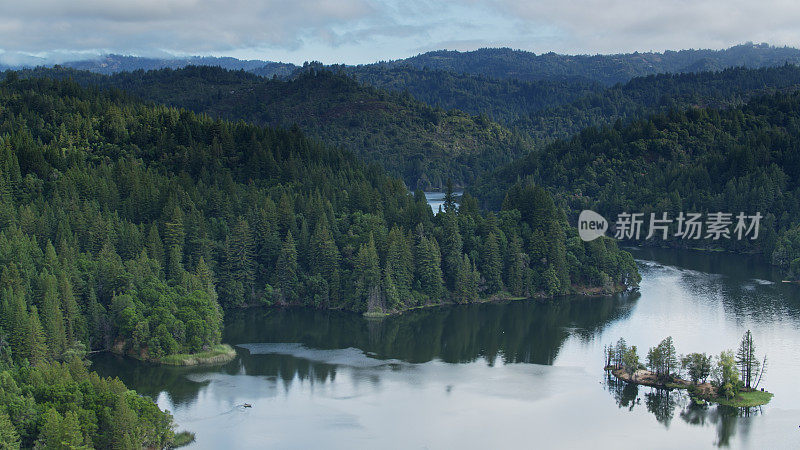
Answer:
[8,65,534,189]
[472,90,800,272]
[385,44,800,85]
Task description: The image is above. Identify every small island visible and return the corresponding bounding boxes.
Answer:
[112,342,237,366]
[157,344,237,366]
[604,331,772,407]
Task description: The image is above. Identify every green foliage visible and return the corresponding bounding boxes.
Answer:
[0,361,174,449]
[11,66,532,189]
[608,338,640,375]
[681,352,713,384]
[714,350,741,398]
[646,336,679,379]
[622,346,641,376]
[0,411,20,449]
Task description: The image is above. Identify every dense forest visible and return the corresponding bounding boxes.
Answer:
[343,64,602,123]
[517,64,800,144]
[0,74,638,446]
[472,90,800,276]
[11,65,532,189]
[385,44,800,85]
[347,63,800,146]
[15,62,800,192]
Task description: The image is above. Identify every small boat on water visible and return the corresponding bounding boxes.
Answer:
[243,403,252,408]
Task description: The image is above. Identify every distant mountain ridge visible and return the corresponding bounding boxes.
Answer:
[6,43,800,87]
[380,43,800,85]
[5,54,298,78]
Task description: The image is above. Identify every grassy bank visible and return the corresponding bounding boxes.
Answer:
[709,389,774,407]
[158,344,237,366]
[171,431,196,448]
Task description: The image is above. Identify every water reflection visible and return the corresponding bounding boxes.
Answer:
[88,247,800,448]
[603,372,758,447]
[94,292,639,405]
[224,293,640,365]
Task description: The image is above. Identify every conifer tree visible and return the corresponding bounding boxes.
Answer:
[195,257,218,304]
[455,254,479,303]
[35,408,64,450]
[111,396,138,450]
[482,232,503,294]
[146,224,165,268]
[57,271,82,345]
[506,233,527,296]
[355,235,382,312]
[415,235,444,302]
[224,218,256,304]
[383,260,401,310]
[59,410,86,449]
[2,289,27,362]
[39,271,67,359]
[25,306,47,365]
[386,226,413,298]
[440,211,463,289]
[0,411,19,449]
[311,222,340,306]
[736,330,760,389]
[277,231,299,304]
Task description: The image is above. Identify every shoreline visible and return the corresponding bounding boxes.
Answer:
[606,366,773,407]
[362,283,635,317]
[237,283,636,318]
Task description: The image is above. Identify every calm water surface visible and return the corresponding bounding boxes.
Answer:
[424,191,462,214]
[92,248,800,449]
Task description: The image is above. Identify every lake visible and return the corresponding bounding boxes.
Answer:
[424,191,462,214]
[91,248,800,448]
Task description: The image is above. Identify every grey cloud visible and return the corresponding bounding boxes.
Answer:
[1,0,378,59]
[486,0,800,53]
[3,0,800,65]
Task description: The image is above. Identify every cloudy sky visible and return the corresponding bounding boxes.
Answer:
[2,0,800,66]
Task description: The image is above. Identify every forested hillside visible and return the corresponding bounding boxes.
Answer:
[388,44,800,85]
[13,65,531,189]
[519,64,800,143]
[344,64,602,123]
[346,63,800,147]
[471,90,800,276]
[0,74,639,446]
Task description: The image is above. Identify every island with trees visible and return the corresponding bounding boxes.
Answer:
[604,331,772,407]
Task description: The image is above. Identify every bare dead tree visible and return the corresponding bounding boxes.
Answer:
[754,354,768,390]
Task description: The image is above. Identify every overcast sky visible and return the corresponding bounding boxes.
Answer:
[2,0,800,66]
